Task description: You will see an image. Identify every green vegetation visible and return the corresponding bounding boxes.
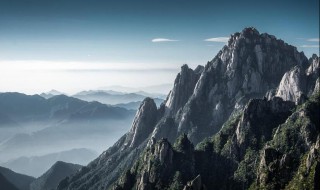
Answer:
[113,94,320,190]
[285,154,319,190]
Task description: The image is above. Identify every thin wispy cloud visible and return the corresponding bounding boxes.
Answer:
[296,38,320,42]
[151,38,179,42]
[306,38,320,42]
[300,45,320,48]
[204,37,229,43]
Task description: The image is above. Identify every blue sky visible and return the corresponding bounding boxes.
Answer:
[0,0,319,94]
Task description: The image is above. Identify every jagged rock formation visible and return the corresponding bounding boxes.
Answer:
[112,135,197,190]
[0,166,35,190]
[151,27,309,146]
[164,64,204,116]
[113,93,319,190]
[124,98,158,148]
[275,54,319,104]
[30,161,82,190]
[57,27,319,190]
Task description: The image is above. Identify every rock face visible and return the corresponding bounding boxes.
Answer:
[275,54,319,104]
[174,27,308,144]
[57,27,319,190]
[152,27,308,145]
[136,139,174,190]
[275,66,307,104]
[124,98,158,148]
[30,161,82,190]
[165,64,204,116]
[234,97,295,159]
[113,135,196,190]
[183,175,206,190]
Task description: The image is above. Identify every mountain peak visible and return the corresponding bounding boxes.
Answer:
[125,97,158,148]
[57,28,319,190]
[47,89,63,95]
[181,64,190,71]
[241,27,260,36]
[164,65,203,115]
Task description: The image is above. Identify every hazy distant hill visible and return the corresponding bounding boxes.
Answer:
[2,148,97,177]
[0,93,135,176]
[73,90,165,105]
[0,166,35,190]
[39,90,64,99]
[99,84,172,95]
[0,93,134,127]
[30,161,82,190]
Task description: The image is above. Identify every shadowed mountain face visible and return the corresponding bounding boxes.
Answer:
[57,28,319,190]
[30,161,82,190]
[0,173,19,190]
[0,166,35,190]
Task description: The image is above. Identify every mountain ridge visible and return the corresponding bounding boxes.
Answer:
[55,27,319,190]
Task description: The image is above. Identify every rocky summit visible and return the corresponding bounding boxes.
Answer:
[57,27,319,190]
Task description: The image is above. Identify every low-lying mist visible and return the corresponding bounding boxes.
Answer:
[0,118,134,177]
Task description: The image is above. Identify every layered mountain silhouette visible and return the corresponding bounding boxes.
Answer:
[40,90,64,99]
[72,90,165,107]
[0,93,135,129]
[0,93,135,177]
[2,148,97,177]
[56,27,319,190]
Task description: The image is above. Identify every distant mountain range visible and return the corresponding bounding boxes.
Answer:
[57,28,320,190]
[1,148,97,177]
[114,98,164,110]
[38,89,166,110]
[0,93,134,128]
[98,83,173,95]
[72,90,165,106]
[0,161,83,190]
[39,90,64,99]
[0,93,135,177]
